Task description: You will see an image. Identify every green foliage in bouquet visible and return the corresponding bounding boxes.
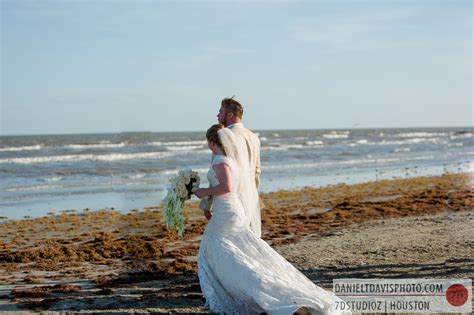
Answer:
[162,169,200,236]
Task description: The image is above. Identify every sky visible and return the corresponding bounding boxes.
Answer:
[1,0,472,135]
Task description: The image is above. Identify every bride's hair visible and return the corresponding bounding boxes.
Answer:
[206,124,226,155]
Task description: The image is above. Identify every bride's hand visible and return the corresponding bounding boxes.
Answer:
[194,188,207,198]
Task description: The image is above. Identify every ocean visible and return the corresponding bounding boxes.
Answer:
[1,127,472,220]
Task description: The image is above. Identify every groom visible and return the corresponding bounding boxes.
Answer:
[202,97,263,237]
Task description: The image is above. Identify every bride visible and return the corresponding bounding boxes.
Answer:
[194,124,350,315]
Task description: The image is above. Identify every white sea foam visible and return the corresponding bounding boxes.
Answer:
[41,177,64,182]
[124,182,144,186]
[322,131,350,139]
[394,147,411,153]
[66,142,126,149]
[304,140,324,146]
[348,139,370,147]
[0,144,43,152]
[280,144,306,149]
[127,174,147,179]
[166,145,204,151]
[262,155,436,171]
[0,151,175,165]
[149,141,163,146]
[194,167,211,174]
[263,140,326,150]
[162,167,209,176]
[3,179,156,193]
[348,139,368,146]
[5,184,65,192]
[263,144,307,151]
[395,132,447,138]
[263,137,444,150]
[349,138,441,147]
[158,140,205,146]
[381,138,440,145]
[450,133,472,140]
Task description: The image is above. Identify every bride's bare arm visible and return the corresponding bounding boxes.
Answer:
[195,164,233,198]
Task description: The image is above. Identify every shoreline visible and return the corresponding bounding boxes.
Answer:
[0,172,472,312]
[1,165,471,221]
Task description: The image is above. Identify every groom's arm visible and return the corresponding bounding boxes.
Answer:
[203,210,212,220]
[255,138,261,190]
[199,196,213,211]
[253,135,265,211]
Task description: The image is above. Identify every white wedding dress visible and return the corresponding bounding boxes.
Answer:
[197,152,350,315]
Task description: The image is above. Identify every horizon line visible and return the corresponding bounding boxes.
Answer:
[0,125,473,137]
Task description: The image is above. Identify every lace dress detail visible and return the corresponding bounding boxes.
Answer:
[197,155,349,315]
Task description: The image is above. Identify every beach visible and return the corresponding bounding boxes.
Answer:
[0,172,473,313]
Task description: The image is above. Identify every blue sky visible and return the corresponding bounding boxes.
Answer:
[1,0,472,135]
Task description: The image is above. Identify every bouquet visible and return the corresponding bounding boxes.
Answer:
[162,169,200,236]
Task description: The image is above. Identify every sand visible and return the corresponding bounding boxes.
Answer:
[0,172,472,313]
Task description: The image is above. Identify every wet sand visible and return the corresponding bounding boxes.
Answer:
[0,172,472,313]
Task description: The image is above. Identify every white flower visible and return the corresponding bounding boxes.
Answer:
[181,172,191,185]
[177,182,188,199]
[161,168,200,236]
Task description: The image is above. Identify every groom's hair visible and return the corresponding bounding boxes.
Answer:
[221,97,244,119]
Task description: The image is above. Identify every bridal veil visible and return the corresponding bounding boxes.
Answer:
[218,128,261,236]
